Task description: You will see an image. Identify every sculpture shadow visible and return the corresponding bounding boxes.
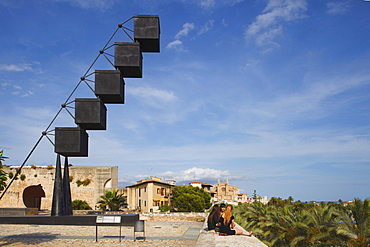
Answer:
[0,232,59,246]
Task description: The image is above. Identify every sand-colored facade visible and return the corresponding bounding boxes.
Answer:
[0,165,118,210]
[211,178,248,204]
[126,176,174,212]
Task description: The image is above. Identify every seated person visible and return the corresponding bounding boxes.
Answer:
[219,204,253,236]
[207,204,220,231]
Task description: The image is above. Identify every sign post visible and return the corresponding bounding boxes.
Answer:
[95,215,122,242]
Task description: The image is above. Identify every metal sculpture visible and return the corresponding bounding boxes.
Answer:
[22,184,45,210]
[51,155,64,216]
[0,15,161,217]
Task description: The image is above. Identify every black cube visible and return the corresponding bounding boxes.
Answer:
[114,42,142,78]
[134,15,160,53]
[55,127,88,157]
[95,70,125,104]
[75,98,107,130]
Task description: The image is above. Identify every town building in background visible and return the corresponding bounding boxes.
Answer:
[189,181,213,193]
[0,166,269,212]
[126,176,174,212]
[210,178,269,205]
[211,178,246,204]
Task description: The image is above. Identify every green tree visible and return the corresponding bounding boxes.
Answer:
[233,198,352,246]
[0,150,9,191]
[72,200,92,210]
[268,197,285,207]
[98,189,126,211]
[159,204,171,212]
[293,204,346,246]
[337,198,370,247]
[171,185,211,212]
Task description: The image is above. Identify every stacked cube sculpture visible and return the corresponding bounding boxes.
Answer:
[50,15,160,216]
[54,15,160,157]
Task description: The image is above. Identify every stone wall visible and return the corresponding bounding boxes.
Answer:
[0,165,118,210]
[140,212,207,222]
[72,210,207,222]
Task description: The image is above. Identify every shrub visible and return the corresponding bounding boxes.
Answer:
[76,178,91,187]
[72,200,92,210]
[82,178,91,186]
[76,180,83,187]
[20,174,26,181]
[159,205,171,212]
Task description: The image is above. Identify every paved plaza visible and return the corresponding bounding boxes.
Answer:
[0,220,267,246]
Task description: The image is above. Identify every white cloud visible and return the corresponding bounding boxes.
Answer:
[129,87,177,103]
[129,86,179,111]
[21,91,35,97]
[326,1,351,15]
[195,0,245,9]
[166,40,185,51]
[0,64,34,72]
[255,74,370,119]
[199,0,216,9]
[168,20,213,52]
[2,83,34,97]
[161,167,231,182]
[221,19,228,27]
[245,0,307,48]
[198,20,214,35]
[51,0,114,9]
[0,62,42,73]
[175,23,196,39]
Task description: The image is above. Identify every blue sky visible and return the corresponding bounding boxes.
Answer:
[1,0,370,202]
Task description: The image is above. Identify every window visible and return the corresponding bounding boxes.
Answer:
[161,188,166,196]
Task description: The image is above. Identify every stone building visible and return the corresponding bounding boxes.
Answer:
[211,178,249,204]
[126,176,174,212]
[189,181,213,193]
[0,165,118,210]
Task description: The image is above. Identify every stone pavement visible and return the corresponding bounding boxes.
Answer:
[0,220,267,246]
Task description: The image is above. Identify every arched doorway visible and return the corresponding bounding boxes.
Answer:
[104,178,112,189]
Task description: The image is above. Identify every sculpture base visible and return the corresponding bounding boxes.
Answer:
[0,208,38,216]
[0,214,139,226]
